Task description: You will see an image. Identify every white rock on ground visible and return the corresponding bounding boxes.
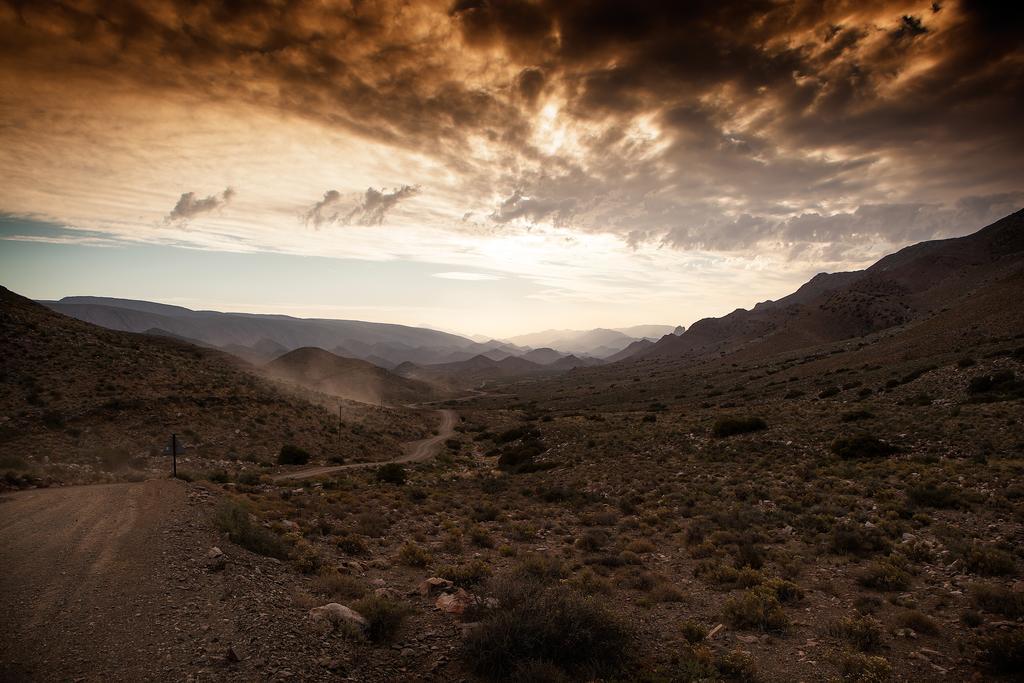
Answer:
[308,603,368,630]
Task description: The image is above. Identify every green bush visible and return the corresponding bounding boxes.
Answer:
[907,482,962,509]
[857,560,911,591]
[376,462,406,485]
[278,444,311,465]
[830,520,891,556]
[680,621,708,644]
[312,568,366,601]
[979,630,1024,675]
[829,615,884,652]
[971,583,1024,618]
[894,609,939,636]
[437,559,492,587]
[213,499,288,559]
[463,578,631,680]
[963,544,1015,576]
[398,542,432,567]
[967,370,1024,401]
[711,417,767,438]
[293,541,323,574]
[722,587,788,631]
[497,438,548,471]
[839,653,892,682]
[831,435,897,459]
[353,594,410,643]
[512,554,568,583]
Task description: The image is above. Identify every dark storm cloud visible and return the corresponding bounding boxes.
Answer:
[515,68,546,104]
[2,0,1021,257]
[165,188,234,224]
[660,192,1024,255]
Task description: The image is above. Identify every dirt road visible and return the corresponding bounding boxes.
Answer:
[271,408,457,482]
[0,479,421,681]
[0,480,196,680]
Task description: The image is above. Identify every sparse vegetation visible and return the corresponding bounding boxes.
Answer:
[352,594,410,643]
[711,416,767,437]
[375,462,406,485]
[278,444,311,465]
[722,587,788,631]
[831,435,897,459]
[829,615,885,651]
[463,577,631,680]
[214,499,288,560]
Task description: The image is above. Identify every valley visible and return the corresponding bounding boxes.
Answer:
[2,212,1023,682]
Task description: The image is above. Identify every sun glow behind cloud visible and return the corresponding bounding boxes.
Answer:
[0,0,1021,335]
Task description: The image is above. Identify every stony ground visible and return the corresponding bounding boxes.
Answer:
[0,479,477,682]
[3,287,1023,681]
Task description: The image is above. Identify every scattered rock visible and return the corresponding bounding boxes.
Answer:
[419,577,455,597]
[308,603,368,631]
[205,547,227,572]
[435,589,472,615]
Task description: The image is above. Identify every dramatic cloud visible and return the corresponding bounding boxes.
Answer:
[165,188,234,224]
[490,191,575,225]
[0,0,1021,323]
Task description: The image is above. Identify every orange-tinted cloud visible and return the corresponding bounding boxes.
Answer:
[0,0,1021,258]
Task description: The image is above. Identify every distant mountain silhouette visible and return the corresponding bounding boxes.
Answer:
[505,328,638,355]
[642,209,1024,362]
[40,298,494,367]
[604,339,655,362]
[395,354,556,388]
[521,347,566,364]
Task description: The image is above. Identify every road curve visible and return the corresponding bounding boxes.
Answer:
[271,408,457,482]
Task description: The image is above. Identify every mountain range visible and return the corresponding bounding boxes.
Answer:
[40,297,671,368]
[30,209,1024,399]
[504,325,679,355]
[636,208,1024,364]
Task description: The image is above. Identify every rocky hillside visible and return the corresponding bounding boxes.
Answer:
[645,209,1024,361]
[264,347,440,406]
[0,287,428,485]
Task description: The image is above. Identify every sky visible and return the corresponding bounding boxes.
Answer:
[0,1,1021,338]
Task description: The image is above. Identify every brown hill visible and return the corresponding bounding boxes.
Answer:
[264,347,439,406]
[395,354,554,389]
[604,338,655,363]
[0,287,427,485]
[645,209,1024,361]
